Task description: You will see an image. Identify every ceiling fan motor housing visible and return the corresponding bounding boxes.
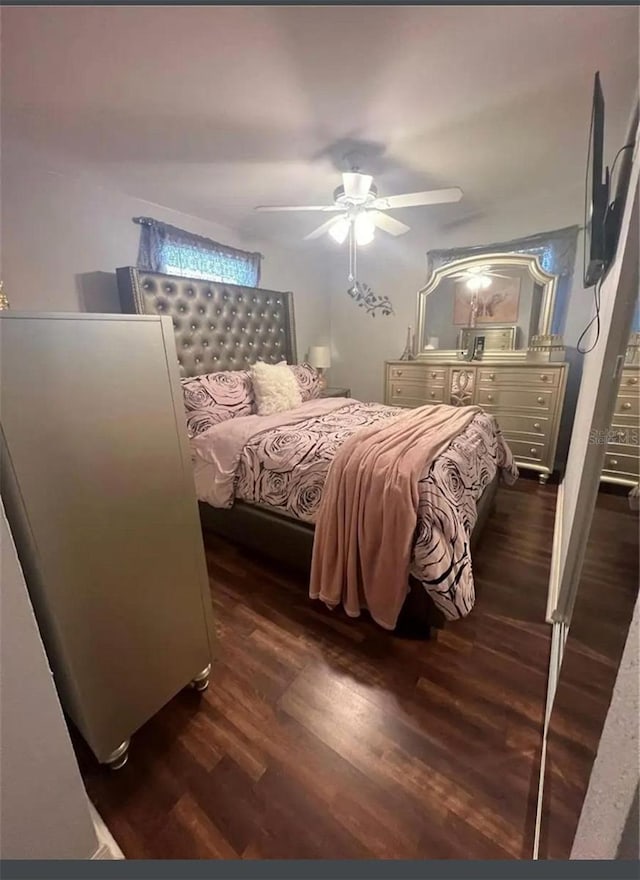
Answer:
[333,182,378,207]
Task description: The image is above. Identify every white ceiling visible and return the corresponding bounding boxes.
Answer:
[2,5,638,244]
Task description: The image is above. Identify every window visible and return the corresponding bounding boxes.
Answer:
[135,217,261,287]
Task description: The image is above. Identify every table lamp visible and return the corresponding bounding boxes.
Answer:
[308,345,331,389]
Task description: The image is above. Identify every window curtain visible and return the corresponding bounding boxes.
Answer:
[135,217,262,287]
[426,225,579,335]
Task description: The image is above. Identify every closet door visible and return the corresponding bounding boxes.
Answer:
[537,142,639,856]
[548,154,638,622]
[1,314,214,763]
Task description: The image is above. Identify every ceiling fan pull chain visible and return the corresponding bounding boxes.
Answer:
[348,223,356,283]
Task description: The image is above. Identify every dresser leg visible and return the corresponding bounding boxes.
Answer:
[538,473,549,485]
[104,739,130,771]
[189,663,211,693]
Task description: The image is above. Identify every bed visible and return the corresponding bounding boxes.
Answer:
[117,266,516,633]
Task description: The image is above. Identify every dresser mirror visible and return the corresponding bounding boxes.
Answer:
[416,253,557,360]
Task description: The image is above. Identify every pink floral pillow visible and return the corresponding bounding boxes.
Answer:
[290,363,322,402]
[181,370,254,438]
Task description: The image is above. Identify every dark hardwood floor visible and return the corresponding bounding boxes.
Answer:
[79,478,637,860]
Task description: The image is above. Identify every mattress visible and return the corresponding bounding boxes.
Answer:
[191,400,517,619]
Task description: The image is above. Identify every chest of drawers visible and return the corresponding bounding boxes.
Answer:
[385,359,568,483]
[601,365,640,487]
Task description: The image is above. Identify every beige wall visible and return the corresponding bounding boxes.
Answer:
[0,502,100,859]
[0,140,330,360]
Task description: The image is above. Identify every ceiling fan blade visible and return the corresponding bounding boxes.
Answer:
[304,216,345,241]
[374,187,463,210]
[342,172,373,200]
[487,271,513,280]
[254,204,341,213]
[370,211,410,236]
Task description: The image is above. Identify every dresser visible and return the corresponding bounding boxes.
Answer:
[600,364,639,487]
[385,359,568,483]
[1,313,215,769]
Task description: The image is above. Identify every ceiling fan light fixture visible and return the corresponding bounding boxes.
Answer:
[466,274,491,291]
[328,216,350,244]
[354,212,375,246]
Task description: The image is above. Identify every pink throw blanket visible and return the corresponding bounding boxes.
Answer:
[309,404,482,630]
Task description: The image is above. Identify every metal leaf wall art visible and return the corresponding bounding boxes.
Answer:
[347,281,395,318]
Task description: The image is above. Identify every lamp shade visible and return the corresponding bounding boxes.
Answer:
[354,212,375,246]
[308,346,331,370]
[328,217,350,244]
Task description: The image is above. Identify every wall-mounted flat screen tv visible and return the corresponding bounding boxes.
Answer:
[583,72,609,288]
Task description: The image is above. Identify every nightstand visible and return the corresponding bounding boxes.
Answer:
[320,386,351,398]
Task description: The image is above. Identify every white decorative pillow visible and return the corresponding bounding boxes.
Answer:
[251,361,302,416]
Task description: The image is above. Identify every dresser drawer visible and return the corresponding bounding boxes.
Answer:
[493,413,551,440]
[459,327,516,352]
[601,369,639,486]
[388,380,444,407]
[605,439,640,459]
[606,425,640,449]
[477,387,555,412]
[388,365,446,382]
[620,370,640,390]
[478,368,561,388]
[613,393,639,419]
[505,439,548,466]
[602,451,640,481]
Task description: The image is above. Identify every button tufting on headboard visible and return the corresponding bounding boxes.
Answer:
[116,267,297,378]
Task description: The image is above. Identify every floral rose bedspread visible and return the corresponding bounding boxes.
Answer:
[230,401,517,620]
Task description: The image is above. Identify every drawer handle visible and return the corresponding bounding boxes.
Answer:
[537,396,545,404]
[540,374,549,382]
[395,387,402,394]
[489,373,495,381]
[628,377,638,385]
[609,458,618,467]
[430,371,437,379]
[397,370,403,376]
[430,391,437,398]
[622,402,632,410]
[530,448,538,457]
[533,422,541,431]
[486,393,493,401]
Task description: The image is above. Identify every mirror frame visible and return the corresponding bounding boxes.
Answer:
[416,253,558,361]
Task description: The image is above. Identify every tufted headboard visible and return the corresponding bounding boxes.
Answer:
[116,266,297,378]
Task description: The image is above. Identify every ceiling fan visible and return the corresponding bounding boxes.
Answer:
[449,265,514,292]
[254,171,463,245]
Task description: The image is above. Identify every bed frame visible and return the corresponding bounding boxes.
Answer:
[117,266,498,634]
